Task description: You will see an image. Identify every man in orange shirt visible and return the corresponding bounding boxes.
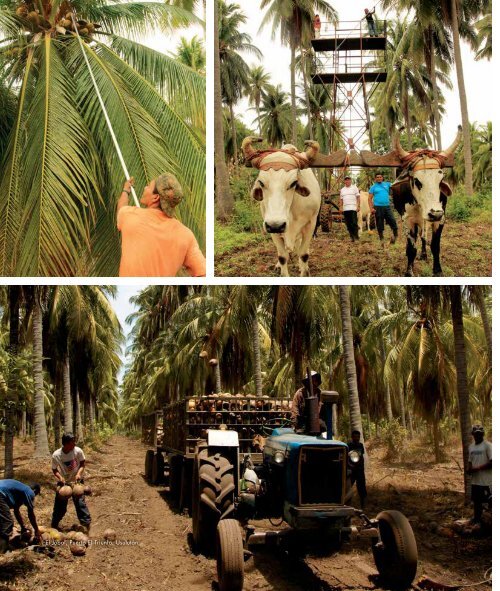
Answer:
[117,174,206,277]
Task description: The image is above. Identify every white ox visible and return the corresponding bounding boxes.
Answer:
[242,137,321,276]
[391,126,462,276]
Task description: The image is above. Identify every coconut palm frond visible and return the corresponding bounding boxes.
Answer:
[106,33,205,130]
[86,2,201,37]
[7,38,103,276]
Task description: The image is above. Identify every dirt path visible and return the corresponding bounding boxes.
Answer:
[0,436,492,591]
[215,220,491,277]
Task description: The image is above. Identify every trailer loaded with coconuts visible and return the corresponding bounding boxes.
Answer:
[142,391,418,591]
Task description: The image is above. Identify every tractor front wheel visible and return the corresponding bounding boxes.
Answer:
[216,519,244,591]
[192,447,235,556]
[372,510,418,589]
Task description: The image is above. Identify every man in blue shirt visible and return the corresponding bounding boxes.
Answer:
[0,480,41,553]
[368,173,398,244]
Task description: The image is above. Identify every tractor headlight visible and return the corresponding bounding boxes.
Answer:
[274,451,285,464]
[348,450,361,463]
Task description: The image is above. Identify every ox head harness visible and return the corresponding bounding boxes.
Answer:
[393,150,452,197]
[244,148,311,172]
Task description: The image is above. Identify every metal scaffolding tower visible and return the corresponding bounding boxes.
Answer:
[311,19,387,152]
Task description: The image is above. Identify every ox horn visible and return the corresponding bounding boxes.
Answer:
[393,128,410,159]
[242,136,263,163]
[304,140,320,162]
[440,125,463,158]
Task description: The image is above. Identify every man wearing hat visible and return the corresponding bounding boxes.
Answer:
[117,175,206,277]
[291,371,327,432]
[0,480,42,553]
[340,176,360,241]
[467,425,492,523]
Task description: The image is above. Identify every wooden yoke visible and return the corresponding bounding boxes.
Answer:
[309,149,455,168]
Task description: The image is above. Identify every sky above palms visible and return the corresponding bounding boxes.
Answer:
[235,0,493,146]
[114,286,144,381]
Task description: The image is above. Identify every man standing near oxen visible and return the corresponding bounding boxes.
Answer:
[369,173,398,245]
[340,177,360,241]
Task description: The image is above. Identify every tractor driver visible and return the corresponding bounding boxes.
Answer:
[291,371,327,433]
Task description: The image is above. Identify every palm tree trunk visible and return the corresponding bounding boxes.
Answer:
[229,102,238,165]
[338,286,364,440]
[54,384,61,448]
[474,286,492,367]
[63,348,73,433]
[399,388,407,430]
[373,298,392,420]
[89,398,95,434]
[428,32,442,150]
[451,0,473,195]
[214,362,222,394]
[449,285,472,501]
[4,286,20,478]
[290,37,298,145]
[32,295,50,458]
[21,410,27,440]
[75,389,84,442]
[257,101,262,137]
[214,0,234,220]
[251,314,263,396]
[300,51,314,138]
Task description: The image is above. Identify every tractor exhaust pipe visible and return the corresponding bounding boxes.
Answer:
[305,366,321,435]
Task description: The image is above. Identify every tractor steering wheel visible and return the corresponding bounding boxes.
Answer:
[261,417,294,436]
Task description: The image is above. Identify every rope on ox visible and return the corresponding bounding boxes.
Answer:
[242,137,320,172]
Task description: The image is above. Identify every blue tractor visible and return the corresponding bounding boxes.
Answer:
[190,391,418,591]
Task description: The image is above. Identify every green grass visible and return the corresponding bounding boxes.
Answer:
[215,223,263,255]
[447,187,491,222]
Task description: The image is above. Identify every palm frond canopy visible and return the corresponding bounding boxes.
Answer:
[0,0,205,276]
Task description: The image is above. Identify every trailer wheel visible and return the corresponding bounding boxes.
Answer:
[216,519,244,591]
[144,450,154,483]
[320,204,332,232]
[372,510,418,589]
[151,452,165,485]
[192,448,235,555]
[168,454,183,507]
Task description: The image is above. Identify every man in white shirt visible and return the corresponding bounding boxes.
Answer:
[467,424,492,523]
[340,177,360,241]
[51,433,91,532]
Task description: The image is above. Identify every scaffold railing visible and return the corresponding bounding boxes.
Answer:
[314,19,387,41]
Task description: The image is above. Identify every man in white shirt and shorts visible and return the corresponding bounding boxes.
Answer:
[467,424,492,523]
[340,177,360,241]
[51,433,91,533]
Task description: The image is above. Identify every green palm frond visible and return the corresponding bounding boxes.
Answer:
[106,33,205,130]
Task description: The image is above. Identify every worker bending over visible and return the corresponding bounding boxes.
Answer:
[117,174,206,277]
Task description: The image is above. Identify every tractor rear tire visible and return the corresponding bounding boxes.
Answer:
[168,454,183,507]
[151,452,165,485]
[372,510,418,589]
[192,448,235,556]
[144,450,154,483]
[320,204,332,232]
[216,519,244,591]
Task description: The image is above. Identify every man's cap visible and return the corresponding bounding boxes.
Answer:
[471,424,484,434]
[62,432,75,444]
[302,370,322,385]
[155,173,183,217]
[344,176,351,180]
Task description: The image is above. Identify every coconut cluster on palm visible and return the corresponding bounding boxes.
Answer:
[0,0,205,276]
[15,3,101,37]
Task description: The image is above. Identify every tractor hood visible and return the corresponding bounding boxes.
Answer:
[264,428,347,458]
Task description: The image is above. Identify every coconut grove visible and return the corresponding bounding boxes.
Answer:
[0,285,492,590]
[0,0,206,277]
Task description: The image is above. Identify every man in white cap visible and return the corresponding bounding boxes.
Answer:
[291,371,327,432]
[467,424,492,523]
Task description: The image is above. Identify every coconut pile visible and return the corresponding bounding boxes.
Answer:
[6,483,118,559]
[15,3,101,38]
